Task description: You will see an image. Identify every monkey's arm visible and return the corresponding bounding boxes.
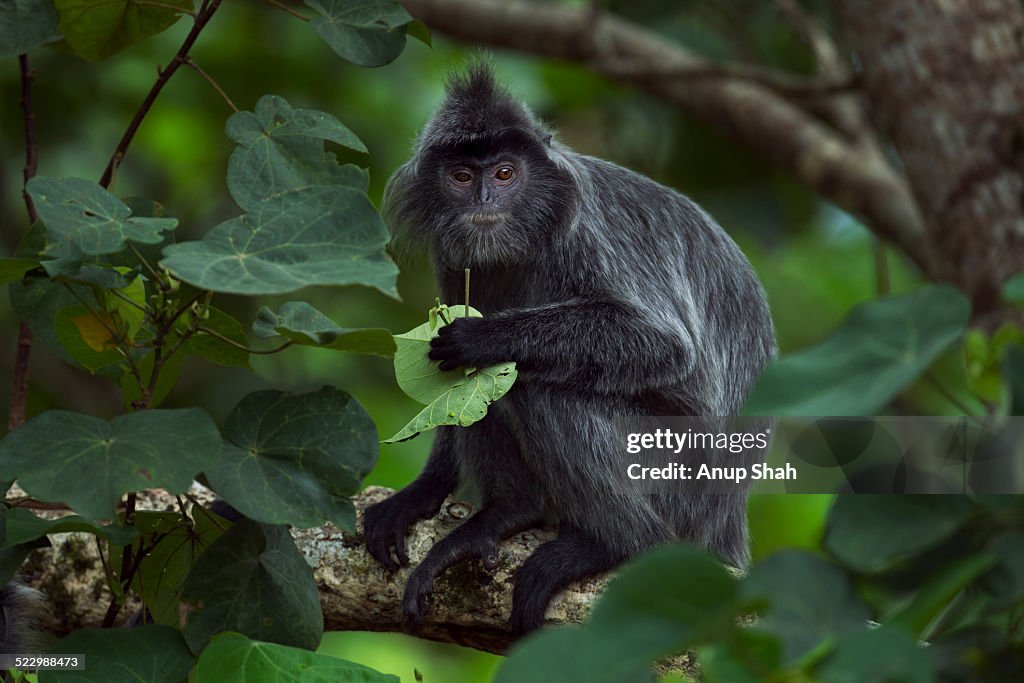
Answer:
[363,427,459,572]
[429,297,697,394]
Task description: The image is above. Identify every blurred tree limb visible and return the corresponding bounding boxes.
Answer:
[400,0,1024,319]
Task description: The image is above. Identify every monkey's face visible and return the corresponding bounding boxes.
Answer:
[384,127,574,267]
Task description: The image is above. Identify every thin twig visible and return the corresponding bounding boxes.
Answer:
[127,242,163,285]
[107,288,152,314]
[264,0,310,22]
[184,57,238,111]
[8,54,40,432]
[195,326,292,354]
[99,0,224,189]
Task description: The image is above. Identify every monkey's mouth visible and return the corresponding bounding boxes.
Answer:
[463,211,509,226]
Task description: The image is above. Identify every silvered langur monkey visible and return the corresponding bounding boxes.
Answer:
[363,63,776,633]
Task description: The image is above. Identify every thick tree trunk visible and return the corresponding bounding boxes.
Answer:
[836,0,1024,315]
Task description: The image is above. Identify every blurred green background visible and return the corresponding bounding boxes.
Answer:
[0,2,932,680]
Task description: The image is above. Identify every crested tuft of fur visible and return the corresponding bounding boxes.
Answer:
[417,61,548,153]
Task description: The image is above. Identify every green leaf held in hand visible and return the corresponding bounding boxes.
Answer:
[384,304,517,443]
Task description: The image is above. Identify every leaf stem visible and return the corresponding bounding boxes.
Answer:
[464,268,470,317]
[99,0,224,189]
[127,242,164,287]
[107,288,151,314]
[184,57,238,112]
[195,326,293,354]
[264,0,310,22]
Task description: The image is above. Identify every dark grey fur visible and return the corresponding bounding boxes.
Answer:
[363,63,776,633]
[0,581,48,654]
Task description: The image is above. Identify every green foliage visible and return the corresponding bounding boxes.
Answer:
[304,0,414,67]
[108,510,226,626]
[27,176,178,256]
[205,387,378,530]
[497,546,739,683]
[53,0,191,62]
[0,257,40,285]
[40,625,194,683]
[1004,273,1024,304]
[824,496,974,572]
[181,519,323,652]
[194,633,400,682]
[498,497,1024,683]
[0,408,221,520]
[0,0,58,58]
[254,302,395,356]
[1,507,137,548]
[746,285,971,415]
[161,95,397,297]
[385,304,517,443]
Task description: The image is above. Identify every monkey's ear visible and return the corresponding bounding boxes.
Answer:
[542,133,553,146]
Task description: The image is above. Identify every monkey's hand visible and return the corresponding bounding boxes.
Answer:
[363,490,440,572]
[428,317,504,371]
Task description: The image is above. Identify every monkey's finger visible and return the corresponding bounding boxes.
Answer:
[394,529,409,566]
[481,543,499,571]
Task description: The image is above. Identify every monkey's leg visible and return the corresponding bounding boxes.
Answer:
[509,525,625,634]
[402,501,541,627]
[364,427,459,572]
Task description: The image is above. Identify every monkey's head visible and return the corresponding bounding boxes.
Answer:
[384,62,577,267]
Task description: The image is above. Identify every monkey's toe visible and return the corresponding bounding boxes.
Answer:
[401,573,435,628]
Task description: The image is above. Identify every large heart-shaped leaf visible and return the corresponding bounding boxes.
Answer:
[27,177,177,256]
[1,507,137,548]
[0,0,59,58]
[42,624,194,683]
[160,185,396,296]
[194,632,399,683]
[0,408,221,520]
[741,551,871,665]
[497,545,739,683]
[182,519,322,652]
[204,387,378,530]
[745,285,970,416]
[304,0,412,67]
[824,496,975,572]
[53,0,192,62]
[253,301,395,356]
[226,95,366,211]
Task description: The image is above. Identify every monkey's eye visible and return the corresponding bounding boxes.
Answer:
[450,170,473,184]
[494,166,516,182]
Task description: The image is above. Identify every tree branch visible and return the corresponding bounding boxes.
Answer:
[14,486,698,678]
[98,0,223,189]
[399,0,932,275]
[8,54,40,433]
